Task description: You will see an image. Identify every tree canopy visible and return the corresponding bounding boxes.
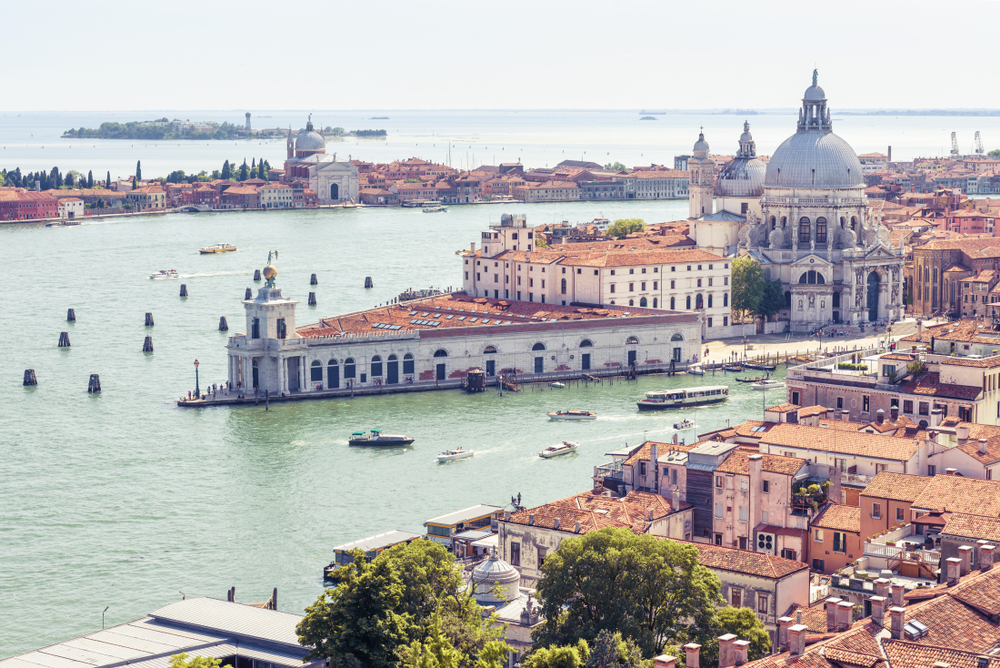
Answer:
[168,654,231,668]
[533,528,721,658]
[730,256,764,322]
[758,279,785,319]
[697,607,771,668]
[604,162,627,172]
[297,539,507,668]
[608,219,646,239]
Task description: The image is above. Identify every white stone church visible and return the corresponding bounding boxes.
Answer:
[282,117,359,204]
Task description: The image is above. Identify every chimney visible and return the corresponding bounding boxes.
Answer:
[871,595,887,627]
[789,624,808,656]
[981,544,996,571]
[553,517,560,530]
[654,656,677,668]
[890,405,899,421]
[734,640,750,667]
[651,442,659,480]
[718,634,737,668]
[931,409,943,427]
[946,557,961,585]
[684,644,701,668]
[875,578,891,599]
[945,468,958,476]
[504,510,511,521]
[672,484,681,510]
[470,241,476,254]
[825,597,843,631]
[959,545,973,575]
[891,582,905,607]
[749,454,763,522]
[528,513,535,526]
[777,617,793,651]
[979,439,989,455]
[876,409,885,424]
[574,520,581,533]
[841,410,850,422]
[890,606,906,640]
[958,425,971,444]
[836,600,853,631]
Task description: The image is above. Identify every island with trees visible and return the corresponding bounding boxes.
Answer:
[62,119,285,140]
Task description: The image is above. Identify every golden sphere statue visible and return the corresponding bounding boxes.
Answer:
[262,265,277,280]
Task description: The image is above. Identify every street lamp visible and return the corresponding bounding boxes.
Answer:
[742,337,748,359]
[194,359,200,397]
[103,606,109,629]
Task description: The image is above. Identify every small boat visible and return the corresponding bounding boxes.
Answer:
[688,365,705,376]
[348,429,415,446]
[750,379,786,391]
[734,376,764,384]
[550,382,566,389]
[637,386,728,411]
[437,447,474,463]
[540,441,579,458]
[722,364,743,372]
[199,243,237,254]
[422,206,447,213]
[397,287,443,302]
[547,410,596,421]
[744,362,777,371]
[673,419,696,430]
[149,269,180,280]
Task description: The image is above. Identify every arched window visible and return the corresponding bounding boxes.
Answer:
[724,293,729,307]
[816,217,827,243]
[840,216,846,229]
[708,294,713,308]
[626,336,639,344]
[696,294,704,309]
[799,217,811,243]
[640,297,647,307]
[670,333,683,341]
[670,296,675,309]
[560,278,567,294]
[770,216,777,231]
[371,355,383,377]
[532,342,545,351]
[629,299,634,306]
[483,345,497,354]
[798,270,825,285]
[310,360,323,381]
[851,216,857,232]
[580,339,593,348]
[686,295,692,309]
[433,349,448,358]
[403,353,415,375]
[344,357,356,379]
[653,297,658,308]
[781,216,787,229]
[388,354,397,361]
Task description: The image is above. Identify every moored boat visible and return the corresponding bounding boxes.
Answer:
[722,364,743,372]
[199,243,237,254]
[540,441,579,458]
[550,382,566,389]
[673,419,696,430]
[636,385,728,411]
[149,269,180,280]
[348,429,415,446]
[422,206,447,213]
[547,409,596,421]
[437,447,474,463]
[744,362,777,371]
[750,379,786,391]
[688,365,705,376]
[734,376,763,383]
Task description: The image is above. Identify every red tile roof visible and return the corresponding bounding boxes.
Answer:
[690,541,809,579]
[811,505,861,533]
[715,449,807,476]
[761,424,921,462]
[861,472,933,503]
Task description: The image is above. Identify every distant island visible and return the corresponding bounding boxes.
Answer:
[321,127,388,138]
[640,116,657,121]
[841,110,1000,117]
[62,119,284,140]
[639,109,666,115]
[370,116,390,120]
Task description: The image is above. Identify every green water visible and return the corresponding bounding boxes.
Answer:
[0,201,784,656]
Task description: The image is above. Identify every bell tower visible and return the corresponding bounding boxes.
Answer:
[688,128,714,219]
[286,126,294,160]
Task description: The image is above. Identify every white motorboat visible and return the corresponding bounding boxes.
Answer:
[540,441,579,458]
[550,382,566,389]
[751,379,786,391]
[437,447,474,463]
[547,410,596,421]
[688,365,705,376]
[637,386,728,411]
[149,269,179,280]
[348,429,415,446]
[673,419,696,430]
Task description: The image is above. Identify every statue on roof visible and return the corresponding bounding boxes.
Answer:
[812,69,818,86]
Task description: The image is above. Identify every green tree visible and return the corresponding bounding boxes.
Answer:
[400,607,465,668]
[757,279,785,319]
[989,149,1000,158]
[136,160,142,180]
[221,160,231,180]
[697,608,770,668]
[524,641,591,668]
[87,170,94,188]
[475,641,513,668]
[260,157,269,181]
[168,654,231,668]
[52,166,62,188]
[730,256,764,323]
[65,172,75,187]
[533,528,721,657]
[604,162,627,172]
[585,631,648,668]
[239,160,249,181]
[608,219,646,239]
[106,171,111,188]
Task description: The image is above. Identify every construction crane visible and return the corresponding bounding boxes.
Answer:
[975,131,985,155]
[951,132,960,157]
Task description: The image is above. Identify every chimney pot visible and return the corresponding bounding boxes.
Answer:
[876,408,885,424]
[553,517,560,530]
[528,513,535,526]
[734,640,750,667]
[891,582,905,607]
[871,595,887,627]
[958,425,971,443]
[889,606,906,640]
[574,520,581,533]
[981,544,996,571]
[777,617,793,651]
[875,578,891,599]
[654,656,677,668]
[979,439,989,455]
[946,468,958,476]
[890,405,899,420]
[959,545,973,575]
[931,409,943,427]
[684,644,702,668]
[788,624,808,656]
[718,634,738,668]
[946,557,961,585]
[504,510,511,521]
[825,597,843,631]
[836,600,853,631]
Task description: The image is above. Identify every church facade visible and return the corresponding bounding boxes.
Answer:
[282,117,360,204]
[689,75,905,332]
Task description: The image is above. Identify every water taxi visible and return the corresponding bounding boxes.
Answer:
[547,409,596,421]
[636,386,728,411]
[149,269,179,280]
[540,441,579,458]
[437,447,474,463]
[199,243,237,254]
[750,379,786,391]
[422,206,447,213]
[673,419,696,430]
[348,429,415,446]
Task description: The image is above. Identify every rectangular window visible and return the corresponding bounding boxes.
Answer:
[653,281,658,289]
[863,395,870,412]
[670,280,676,289]
[716,476,724,488]
[791,391,800,405]
[714,503,723,519]
[708,317,713,327]
[833,532,846,553]
[757,594,769,614]
[537,546,547,567]
[629,283,634,292]
[835,458,847,472]
[610,284,616,293]
[883,364,896,378]
[837,396,844,409]
[611,269,615,275]
[510,542,521,566]
[815,529,824,542]
[919,402,929,416]
[724,316,728,326]
[708,277,713,287]
[928,465,936,476]
[276,318,287,339]
[641,282,646,290]
[639,461,647,476]
[904,400,913,413]
[731,588,742,607]
[813,559,825,571]
[762,480,770,493]
[739,506,748,523]
[872,503,882,519]
[697,278,702,287]
[896,507,905,521]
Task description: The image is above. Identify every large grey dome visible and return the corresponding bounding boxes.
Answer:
[765,132,864,188]
[716,157,766,197]
[296,130,325,152]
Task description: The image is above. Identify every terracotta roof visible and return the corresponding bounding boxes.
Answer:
[941,513,1000,542]
[881,641,1000,668]
[690,541,809,579]
[902,592,1000,649]
[896,372,981,400]
[767,403,801,413]
[761,424,922,462]
[817,418,871,432]
[505,490,688,536]
[623,440,697,466]
[812,505,861,533]
[715,449,806,476]
[785,603,830,634]
[955,436,1000,465]
[798,405,829,418]
[881,353,917,361]
[941,357,1000,369]
[911,475,1000,515]
[861,472,934,502]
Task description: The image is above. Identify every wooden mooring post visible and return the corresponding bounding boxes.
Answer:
[245,287,252,300]
[66,308,76,322]
[219,316,228,331]
[58,331,71,347]
[364,276,374,288]
[308,292,317,306]
[23,369,37,386]
[145,312,154,327]
[253,269,261,282]
[310,273,318,285]
[88,374,101,393]
[142,336,154,353]
[179,284,188,297]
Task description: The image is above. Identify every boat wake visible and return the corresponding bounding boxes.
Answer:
[178,270,251,278]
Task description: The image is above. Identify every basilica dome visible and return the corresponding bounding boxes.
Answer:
[295,117,326,154]
[763,76,864,189]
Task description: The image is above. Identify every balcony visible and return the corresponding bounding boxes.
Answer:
[594,460,624,482]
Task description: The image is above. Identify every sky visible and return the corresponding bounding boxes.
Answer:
[6,0,1000,112]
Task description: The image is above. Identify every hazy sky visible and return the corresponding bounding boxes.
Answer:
[8,0,1000,112]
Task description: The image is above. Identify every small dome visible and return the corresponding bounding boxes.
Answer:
[803,85,826,101]
[296,130,325,152]
[693,132,709,153]
[501,212,513,225]
[716,157,766,198]
[471,548,521,604]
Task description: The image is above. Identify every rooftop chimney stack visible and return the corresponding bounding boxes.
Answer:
[718,634,737,668]
[777,617,793,652]
[825,598,843,632]
[574,520,581,533]
[654,656,677,668]
[890,405,899,421]
[959,545,973,575]
[979,439,989,455]
[789,624,808,656]
[553,517,560,530]
[946,468,958,476]
[891,582,905,607]
[876,409,885,424]
[672,484,681,509]
[871,595,887,627]
[957,425,971,444]
[685,644,702,668]
[946,557,961,585]
[931,409,943,428]
[528,513,535,526]
[836,600,853,632]
[890,606,906,640]
[875,578,891,599]
[734,640,750,667]
[981,544,996,571]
